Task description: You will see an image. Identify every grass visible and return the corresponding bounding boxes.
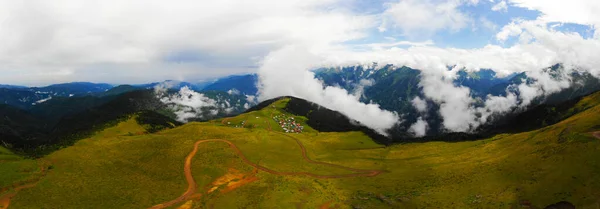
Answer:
[3,93,600,208]
[0,147,38,190]
[0,146,20,161]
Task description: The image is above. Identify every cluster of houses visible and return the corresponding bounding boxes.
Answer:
[226,121,245,128]
[272,114,304,133]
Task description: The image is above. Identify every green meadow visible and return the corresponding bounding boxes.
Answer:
[1,95,600,208]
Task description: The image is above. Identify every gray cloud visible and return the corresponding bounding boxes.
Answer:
[0,0,372,86]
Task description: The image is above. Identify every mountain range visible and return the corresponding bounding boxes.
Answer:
[3,65,599,152]
[1,91,599,208]
[0,76,257,156]
[0,65,599,207]
[313,64,600,138]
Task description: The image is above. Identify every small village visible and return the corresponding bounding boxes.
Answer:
[272,114,304,133]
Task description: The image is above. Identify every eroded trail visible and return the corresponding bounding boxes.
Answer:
[0,161,48,209]
[273,132,383,175]
[149,137,384,209]
[149,140,206,209]
[152,105,383,208]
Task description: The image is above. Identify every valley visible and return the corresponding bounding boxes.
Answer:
[1,95,599,208]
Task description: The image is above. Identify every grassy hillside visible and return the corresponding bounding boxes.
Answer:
[0,146,42,208]
[2,94,600,208]
[0,147,38,187]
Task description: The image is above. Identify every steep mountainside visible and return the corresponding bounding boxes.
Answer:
[1,90,179,156]
[479,91,600,135]
[0,105,48,149]
[28,96,115,124]
[0,88,49,110]
[0,86,255,156]
[314,64,600,137]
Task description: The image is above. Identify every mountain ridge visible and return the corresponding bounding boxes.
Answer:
[2,90,599,208]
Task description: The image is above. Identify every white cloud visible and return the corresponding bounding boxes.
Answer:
[512,0,600,38]
[491,0,508,12]
[516,66,572,106]
[355,40,435,50]
[227,89,241,95]
[245,95,257,104]
[496,21,523,42]
[495,20,600,75]
[352,79,375,99]
[156,86,247,122]
[420,70,476,132]
[409,117,428,137]
[479,17,498,31]
[411,97,428,112]
[380,0,472,37]
[508,0,600,32]
[156,86,218,122]
[476,92,518,123]
[467,0,481,5]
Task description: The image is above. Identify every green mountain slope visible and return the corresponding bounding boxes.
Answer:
[0,105,48,149]
[1,94,600,208]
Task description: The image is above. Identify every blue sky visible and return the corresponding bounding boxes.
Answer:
[347,0,594,49]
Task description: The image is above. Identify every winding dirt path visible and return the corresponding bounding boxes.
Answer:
[273,132,383,176]
[149,137,383,209]
[151,106,383,208]
[148,139,206,209]
[0,161,48,209]
[593,131,600,139]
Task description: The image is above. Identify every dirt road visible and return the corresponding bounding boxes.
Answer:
[0,161,48,209]
[149,137,384,209]
[594,131,600,139]
[148,139,207,209]
[151,106,383,208]
[273,132,383,176]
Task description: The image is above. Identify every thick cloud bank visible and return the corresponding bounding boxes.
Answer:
[258,21,600,134]
[0,0,372,86]
[257,46,400,135]
[326,22,599,133]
